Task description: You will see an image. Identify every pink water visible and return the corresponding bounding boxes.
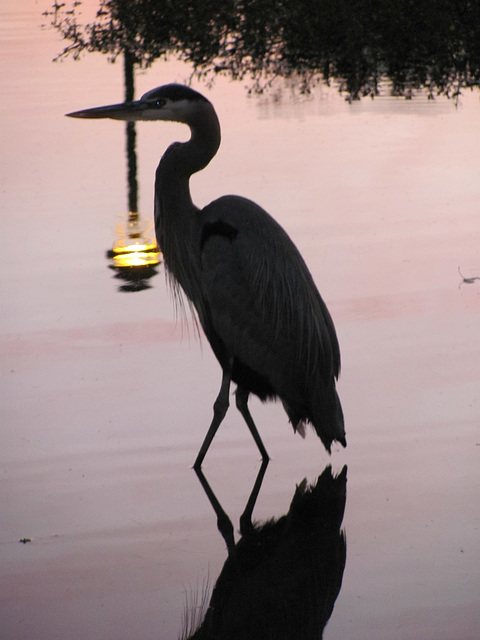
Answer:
[1,3,480,639]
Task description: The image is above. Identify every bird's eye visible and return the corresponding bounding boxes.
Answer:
[155,98,166,108]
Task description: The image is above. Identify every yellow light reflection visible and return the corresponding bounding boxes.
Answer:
[107,212,162,291]
[112,250,160,268]
[112,242,157,254]
[109,211,162,269]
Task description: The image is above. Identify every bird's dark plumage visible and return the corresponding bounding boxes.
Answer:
[198,195,343,449]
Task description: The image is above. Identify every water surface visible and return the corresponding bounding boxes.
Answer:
[1,3,480,639]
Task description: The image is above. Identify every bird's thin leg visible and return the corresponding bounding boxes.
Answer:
[239,457,269,536]
[194,466,235,553]
[194,364,232,469]
[235,386,270,462]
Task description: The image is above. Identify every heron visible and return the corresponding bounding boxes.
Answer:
[67,83,346,467]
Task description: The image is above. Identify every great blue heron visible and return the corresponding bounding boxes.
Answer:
[67,84,346,467]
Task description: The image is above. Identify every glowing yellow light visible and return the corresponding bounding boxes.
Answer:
[112,241,158,254]
[112,250,161,268]
[108,212,162,270]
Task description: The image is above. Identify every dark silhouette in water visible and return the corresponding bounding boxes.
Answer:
[185,464,347,639]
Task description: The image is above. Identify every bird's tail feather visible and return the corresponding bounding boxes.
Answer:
[283,388,345,451]
[313,389,346,452]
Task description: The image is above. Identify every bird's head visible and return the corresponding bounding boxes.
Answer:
[66,83,211,124]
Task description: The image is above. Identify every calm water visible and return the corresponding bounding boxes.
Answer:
[1,3,480,639]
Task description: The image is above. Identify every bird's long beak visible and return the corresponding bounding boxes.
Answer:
[66,100,146,121]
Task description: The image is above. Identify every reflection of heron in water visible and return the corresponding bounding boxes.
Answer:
[185,464,347,639]
[67,84,346,467]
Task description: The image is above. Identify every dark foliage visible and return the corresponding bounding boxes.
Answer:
[44,0,480,99]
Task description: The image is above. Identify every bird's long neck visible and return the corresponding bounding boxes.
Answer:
[154,103,220,302]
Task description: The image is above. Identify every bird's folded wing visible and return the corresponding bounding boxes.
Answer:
[199,196,340,390]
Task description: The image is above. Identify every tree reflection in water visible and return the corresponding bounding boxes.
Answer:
[45,1,480,102]
[184,464,347,640]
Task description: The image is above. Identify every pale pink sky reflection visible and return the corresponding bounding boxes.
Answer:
[1,4,480,640]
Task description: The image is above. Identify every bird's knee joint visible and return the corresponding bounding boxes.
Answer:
[235,389,248,410]
[213,396,229,417]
